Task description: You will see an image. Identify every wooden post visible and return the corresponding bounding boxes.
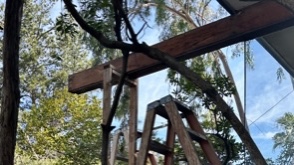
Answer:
[101,65,114,165]
[103,65,112,125]
[129,80,138,165]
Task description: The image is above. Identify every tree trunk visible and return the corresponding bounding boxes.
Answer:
[0,0,23,164]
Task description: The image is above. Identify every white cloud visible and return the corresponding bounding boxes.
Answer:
[246,78,294,125]
[138,69,170,129]
[253,131,278,140]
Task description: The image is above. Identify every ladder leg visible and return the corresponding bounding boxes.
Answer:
[186,111,221,165]
[164,102,201,164]
[164,122,175,165]
[137,108,156,165]
[109,132,121,165]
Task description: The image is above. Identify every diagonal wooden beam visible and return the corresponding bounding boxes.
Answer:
[69,0,294,93]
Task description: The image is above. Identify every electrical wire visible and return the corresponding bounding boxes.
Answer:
[249,90,294,126]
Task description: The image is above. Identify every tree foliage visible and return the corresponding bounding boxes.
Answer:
[17,89,102,164]
[0,0,104,163]
[273,112,294,164]
[61,0,268,163]
[143,0,243,163]
[0,0,23,164]
[19,0,91,110]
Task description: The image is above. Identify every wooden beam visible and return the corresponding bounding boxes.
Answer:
[69,0,294,93]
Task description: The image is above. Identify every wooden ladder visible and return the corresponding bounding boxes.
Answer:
[136,95,222,165]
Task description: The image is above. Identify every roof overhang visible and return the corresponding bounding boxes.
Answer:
[217,0,294,77]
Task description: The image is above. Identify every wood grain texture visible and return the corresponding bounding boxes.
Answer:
[164,101,201,164]
[128,81,138,165]
[102,66,112,125]
[69,0,294,93]
[186,111,221,165]
[164,122,175,165]
[137,108,156,165]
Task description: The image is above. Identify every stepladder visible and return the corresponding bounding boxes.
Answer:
[136,95,222,165]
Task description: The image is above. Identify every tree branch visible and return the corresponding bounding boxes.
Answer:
[63,1,267,164]
[63,0,137,51]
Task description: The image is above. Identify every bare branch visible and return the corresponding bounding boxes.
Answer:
[63,0,266,163]
[115,0,138,44]
[63,0,136,50]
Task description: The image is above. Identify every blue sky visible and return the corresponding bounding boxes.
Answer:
[45,0,293,161]
[135,39,294,161]
[245,41,294,159]
[129,16,294,162]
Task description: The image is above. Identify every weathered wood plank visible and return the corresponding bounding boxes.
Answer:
[186,111,221,165]
[102,66,112,125]
[109,132,120,165]
[164,122,175,165]
[69,0,294,93]
[164,101,201,164]
[137,108,156,165]
[128,81,138,165]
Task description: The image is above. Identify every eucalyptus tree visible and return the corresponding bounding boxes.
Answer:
[61,0,269,164]
[16,0,104,162]
[273,112,294,165]
[16,89,102,164]
[0,0,23,164]
[137,0,248,128]
[0,0,102,163]
[131,0,247,163]
[19,0,91,110]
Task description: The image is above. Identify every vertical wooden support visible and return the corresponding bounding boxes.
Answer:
[104,64,139,165]
[102,65,113,165]
[109,132,121,165]
[103,65,112,125]
[164,122,175,165]
[186,111,221,165]
[128,80,138,165]
[137,107,157,165]
[164,101,202,164]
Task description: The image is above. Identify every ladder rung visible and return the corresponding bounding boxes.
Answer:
[186,128,207,142]
[150,140,173,155]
